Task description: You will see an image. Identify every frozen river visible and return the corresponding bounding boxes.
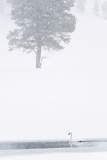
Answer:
[0,139,107,154]
[0,139,107,160]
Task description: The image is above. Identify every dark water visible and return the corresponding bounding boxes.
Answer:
[0,139,107,154]
[0,141,70,150]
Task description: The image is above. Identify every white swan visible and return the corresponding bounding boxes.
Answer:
[68,132,72,147]
[68,132,85,147]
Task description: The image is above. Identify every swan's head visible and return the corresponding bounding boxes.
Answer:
[68,132,72,136]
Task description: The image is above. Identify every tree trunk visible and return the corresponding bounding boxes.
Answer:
[36,43,42,68]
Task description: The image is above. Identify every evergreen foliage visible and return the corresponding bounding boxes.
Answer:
[7,0,76,68]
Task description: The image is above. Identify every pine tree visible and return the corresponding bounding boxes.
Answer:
[0,0,5,14]
[7,0,76,68]
[75,0,86,13]
[101,1,107,20]
[93,0,99,16]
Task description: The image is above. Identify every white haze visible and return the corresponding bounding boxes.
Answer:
[0,0,107,159]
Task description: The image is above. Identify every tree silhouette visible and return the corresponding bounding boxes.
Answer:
[75,0,86,13]
[7,0,76,68]
[101,1,107,20]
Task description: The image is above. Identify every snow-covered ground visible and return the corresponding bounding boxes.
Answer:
[1,150,107,160]
[0,1,107,159]
[0,151,104,160]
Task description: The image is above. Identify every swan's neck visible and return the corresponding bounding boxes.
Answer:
[69,133,72,142]
[69,133,72,147]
